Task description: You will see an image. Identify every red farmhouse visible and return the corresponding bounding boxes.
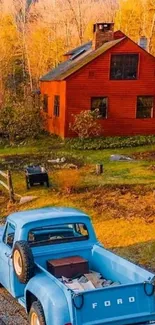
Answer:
[40,23,155,138]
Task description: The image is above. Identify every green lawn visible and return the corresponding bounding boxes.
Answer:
[1,135,155,186]
[1,135,155,270]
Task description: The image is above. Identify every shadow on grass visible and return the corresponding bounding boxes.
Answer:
[112,240,155,272]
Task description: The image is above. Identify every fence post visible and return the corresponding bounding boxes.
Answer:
[96,164,103,175]
[7,170,15,202]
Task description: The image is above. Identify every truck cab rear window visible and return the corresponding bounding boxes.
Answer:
[28,223,89,247]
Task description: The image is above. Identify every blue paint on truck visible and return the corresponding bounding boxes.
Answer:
[0,207,155,325]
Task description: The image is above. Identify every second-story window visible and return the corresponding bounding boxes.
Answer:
[110,54,139,80]
[54,95,60,117]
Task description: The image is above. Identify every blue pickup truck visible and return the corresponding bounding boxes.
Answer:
[0,207,155,325]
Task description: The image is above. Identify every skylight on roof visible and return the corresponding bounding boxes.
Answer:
[70,48,86,60]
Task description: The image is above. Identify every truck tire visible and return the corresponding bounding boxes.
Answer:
[12,241,34,284]
[29,301,46,325]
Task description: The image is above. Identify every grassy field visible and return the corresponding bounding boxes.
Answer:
[1,135,155,270]
[1,135,155,186]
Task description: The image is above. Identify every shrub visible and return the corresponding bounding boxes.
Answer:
[69,109,101,139]
[0,99,45,143]
[55,169,82,194]
[66,135,155,150]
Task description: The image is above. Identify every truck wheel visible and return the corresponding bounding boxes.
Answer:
[13,241,34,284]
[29,301,46,325]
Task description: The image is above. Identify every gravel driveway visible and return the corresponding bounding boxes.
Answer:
[0,287,28,325]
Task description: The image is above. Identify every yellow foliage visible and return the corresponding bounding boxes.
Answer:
[27,25,65,82]
[0,14,20,94]
[115,0,155,54]
[54,169,82,194]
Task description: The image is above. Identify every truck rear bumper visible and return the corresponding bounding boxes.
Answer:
[132,322,155,325]
[128,322,155,324]
[82,317,155,325]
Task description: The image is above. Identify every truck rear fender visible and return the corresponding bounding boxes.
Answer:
[25,273,71,325]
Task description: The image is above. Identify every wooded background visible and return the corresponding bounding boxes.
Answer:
[0,0,155,104]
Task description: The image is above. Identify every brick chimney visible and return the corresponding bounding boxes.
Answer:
[93,23,114,50]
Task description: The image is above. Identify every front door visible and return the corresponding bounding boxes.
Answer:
[0,222,15,291]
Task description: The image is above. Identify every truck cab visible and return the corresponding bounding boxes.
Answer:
[0,207,155,325]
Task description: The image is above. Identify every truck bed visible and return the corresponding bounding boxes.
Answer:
[35,244,155,325]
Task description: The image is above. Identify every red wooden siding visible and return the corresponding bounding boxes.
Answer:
[114,30,126,40]
[40,80,66,137]
[65,38,155,137]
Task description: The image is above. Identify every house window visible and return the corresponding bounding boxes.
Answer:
[110,54,139,80]
[91,97,108,118]
[136,96,154,118]
[54,95,60,117]
[43,94,48,112]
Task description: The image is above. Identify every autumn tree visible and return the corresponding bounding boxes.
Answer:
[0,0,119,141]
[0,13,21,99]
[115,0,155,55]
[0,0,119,95]
[147,0,155,55]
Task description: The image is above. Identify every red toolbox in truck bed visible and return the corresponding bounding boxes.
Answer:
[47,256,89,278]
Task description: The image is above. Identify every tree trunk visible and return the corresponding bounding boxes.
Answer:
[148,12,155,53]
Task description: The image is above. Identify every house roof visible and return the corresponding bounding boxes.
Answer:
[64,41,92,56]
[40,37,125,82]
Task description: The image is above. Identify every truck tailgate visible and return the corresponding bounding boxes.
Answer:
[73,282,155,325]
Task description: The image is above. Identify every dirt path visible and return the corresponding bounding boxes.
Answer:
[0,287,28,325]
